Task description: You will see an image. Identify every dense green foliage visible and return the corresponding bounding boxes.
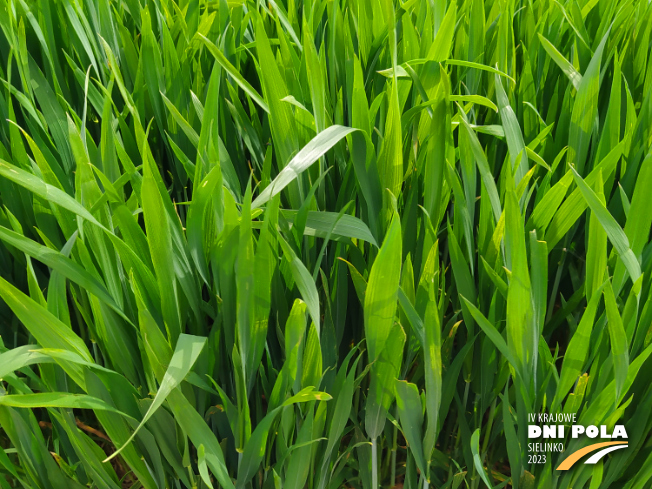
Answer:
[0,0,651,487]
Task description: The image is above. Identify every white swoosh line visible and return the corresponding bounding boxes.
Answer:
[584,444,628,464]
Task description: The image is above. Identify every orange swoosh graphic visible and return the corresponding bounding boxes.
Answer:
[556,442,628,470]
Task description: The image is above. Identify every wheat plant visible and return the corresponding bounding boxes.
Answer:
[0,0,651,487]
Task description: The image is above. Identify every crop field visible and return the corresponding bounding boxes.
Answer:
[0,0,651,487]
